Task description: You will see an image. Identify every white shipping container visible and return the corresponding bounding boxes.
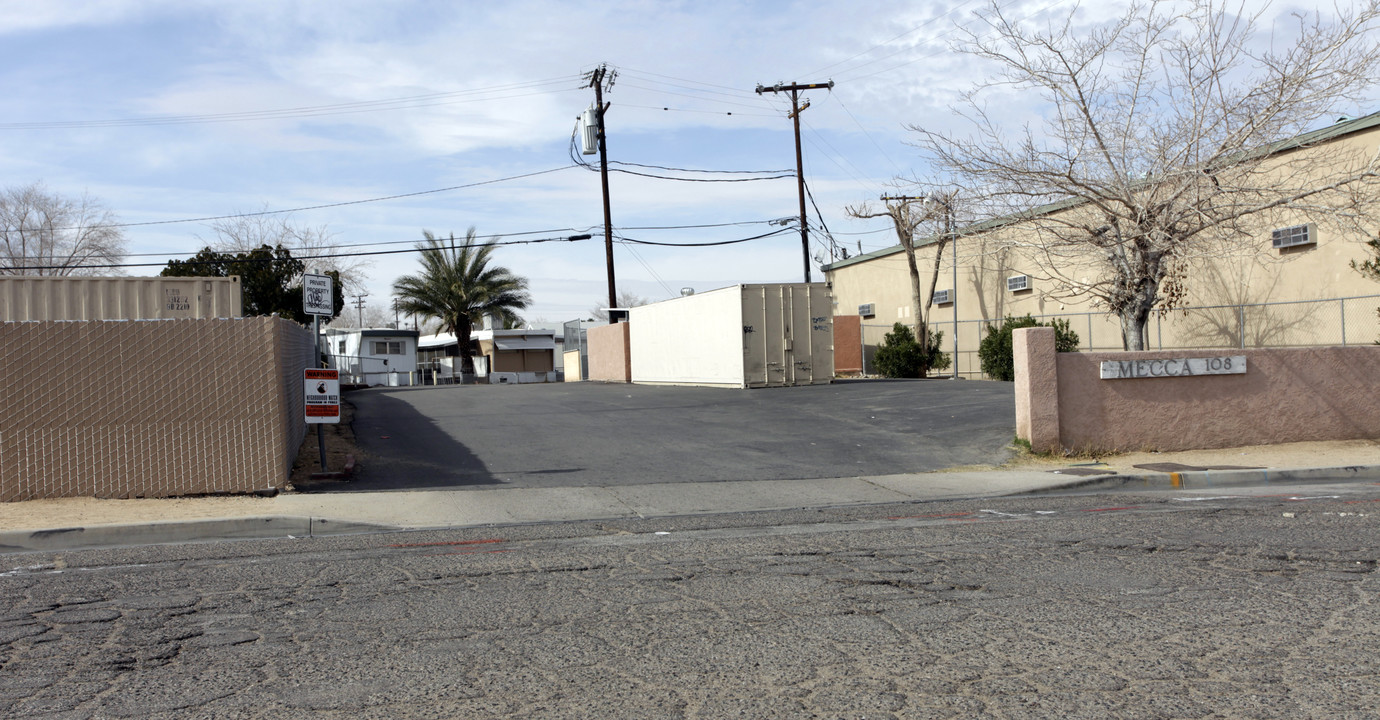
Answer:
[0,276,243,321]
[630,283,833,388]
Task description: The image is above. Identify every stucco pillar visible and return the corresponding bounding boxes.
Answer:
[1013,327,1060,454]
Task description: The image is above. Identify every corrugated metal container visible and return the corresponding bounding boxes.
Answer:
[630,283,833,388]
[0,276,243,321]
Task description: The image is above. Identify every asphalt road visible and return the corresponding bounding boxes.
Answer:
[334,379,1017,491]
[2,484,1377,718]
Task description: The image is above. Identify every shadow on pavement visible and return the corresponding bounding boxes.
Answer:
[302,388,500,493]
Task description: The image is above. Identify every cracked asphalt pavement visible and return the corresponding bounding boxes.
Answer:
[1,487,1377,718]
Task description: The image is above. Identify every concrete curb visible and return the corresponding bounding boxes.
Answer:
[1024,464,1380,494]
[3,464,1377,554]
[0,516,398,553]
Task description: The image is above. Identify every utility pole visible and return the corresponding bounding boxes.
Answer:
[351,293,368,328]
[587,64,618,322]
[755,80,833,283]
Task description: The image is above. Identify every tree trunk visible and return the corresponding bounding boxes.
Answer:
[899,237,930,376]
[1118,294,1154,351]
[457,323,476,376]
[921,236,948,369]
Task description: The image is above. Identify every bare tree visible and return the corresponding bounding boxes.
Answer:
[0,181,126,275]
[846,195,953,375]
[200,211,370,295]
[913,0,1380,350]
[590,291,651,321]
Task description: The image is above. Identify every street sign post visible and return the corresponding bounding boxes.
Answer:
[303,274,336,470]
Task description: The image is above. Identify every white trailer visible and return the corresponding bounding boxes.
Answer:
[629,283,833,388]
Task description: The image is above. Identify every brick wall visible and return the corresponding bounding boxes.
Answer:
[0,317,315,501]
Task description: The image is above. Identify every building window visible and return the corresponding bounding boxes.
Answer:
[372,340,404,355]
[338,340,346,353]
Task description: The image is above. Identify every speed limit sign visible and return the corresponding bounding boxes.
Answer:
[303,273,333,316]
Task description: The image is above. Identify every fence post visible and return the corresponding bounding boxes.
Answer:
[860,326,867,377]
[1239,306,1246,349]
[1341,298,1347,346]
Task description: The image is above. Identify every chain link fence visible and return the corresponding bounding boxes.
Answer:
[860,294,1380,379]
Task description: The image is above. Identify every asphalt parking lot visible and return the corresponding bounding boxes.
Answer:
[328,379,1018,492]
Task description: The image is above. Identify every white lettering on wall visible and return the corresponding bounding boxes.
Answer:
[1100,356,1247,380]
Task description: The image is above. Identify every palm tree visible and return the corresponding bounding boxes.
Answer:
[392,228,531,375]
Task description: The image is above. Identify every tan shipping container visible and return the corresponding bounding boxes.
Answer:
[0,276,243,321]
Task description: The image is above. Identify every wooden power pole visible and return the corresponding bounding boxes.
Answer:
[755,80,833,283]
[588,64,618,321]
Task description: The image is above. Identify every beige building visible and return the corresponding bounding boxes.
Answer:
[824,112,1380,378]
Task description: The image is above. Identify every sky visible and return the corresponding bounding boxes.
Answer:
[1,0,1365,326]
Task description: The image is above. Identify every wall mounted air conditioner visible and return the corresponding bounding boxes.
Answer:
[932,289,952,305]
[1271,223,1315,249]
[858,303,875,317]
[1007,275,1030,292]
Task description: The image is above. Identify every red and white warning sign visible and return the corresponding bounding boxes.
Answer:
[304,368,340,424]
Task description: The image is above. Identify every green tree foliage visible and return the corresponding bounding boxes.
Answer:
[978,316,1080,381]
[391,228,531,374]
[160,244,342,324]
[873,323,951,378]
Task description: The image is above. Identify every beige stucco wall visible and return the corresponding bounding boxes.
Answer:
[1014,326,1380,453]
[826,119,1380,369]
[562,350,583,381]
[0,317,314,501]
[587,322,631,383]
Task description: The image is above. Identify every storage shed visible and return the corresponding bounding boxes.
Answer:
[629,283,833,388]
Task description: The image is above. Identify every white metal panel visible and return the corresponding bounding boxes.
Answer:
[630,285,745,387]
[0,276,243,321]
[741,283,834,387]
[807,286,834,384]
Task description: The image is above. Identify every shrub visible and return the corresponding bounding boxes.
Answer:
[978,315,1080,381]
[874,323,951,378]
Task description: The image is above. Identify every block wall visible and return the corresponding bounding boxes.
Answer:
[0,317,315,501]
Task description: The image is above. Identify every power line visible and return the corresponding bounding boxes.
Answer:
[1,76,585,130]
[613,227,795,247]
[802,3,981,78]
[619,103,779,118]
[830,93,906,177]
[85,166,582,230]
[567,122,795,182]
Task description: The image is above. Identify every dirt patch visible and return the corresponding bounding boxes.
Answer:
[996,438,1380,475]
[287,397,364,491]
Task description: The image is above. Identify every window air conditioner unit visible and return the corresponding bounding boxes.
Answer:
[858,303,875,317]
[932,289,952,305]
[1271,223,1315,249]
[1007,275,1030,292]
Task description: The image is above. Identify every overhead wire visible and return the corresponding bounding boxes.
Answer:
[1,76,585,130]
[567,120,795,182]
[3,224,799,272]
[79,166,584,230]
